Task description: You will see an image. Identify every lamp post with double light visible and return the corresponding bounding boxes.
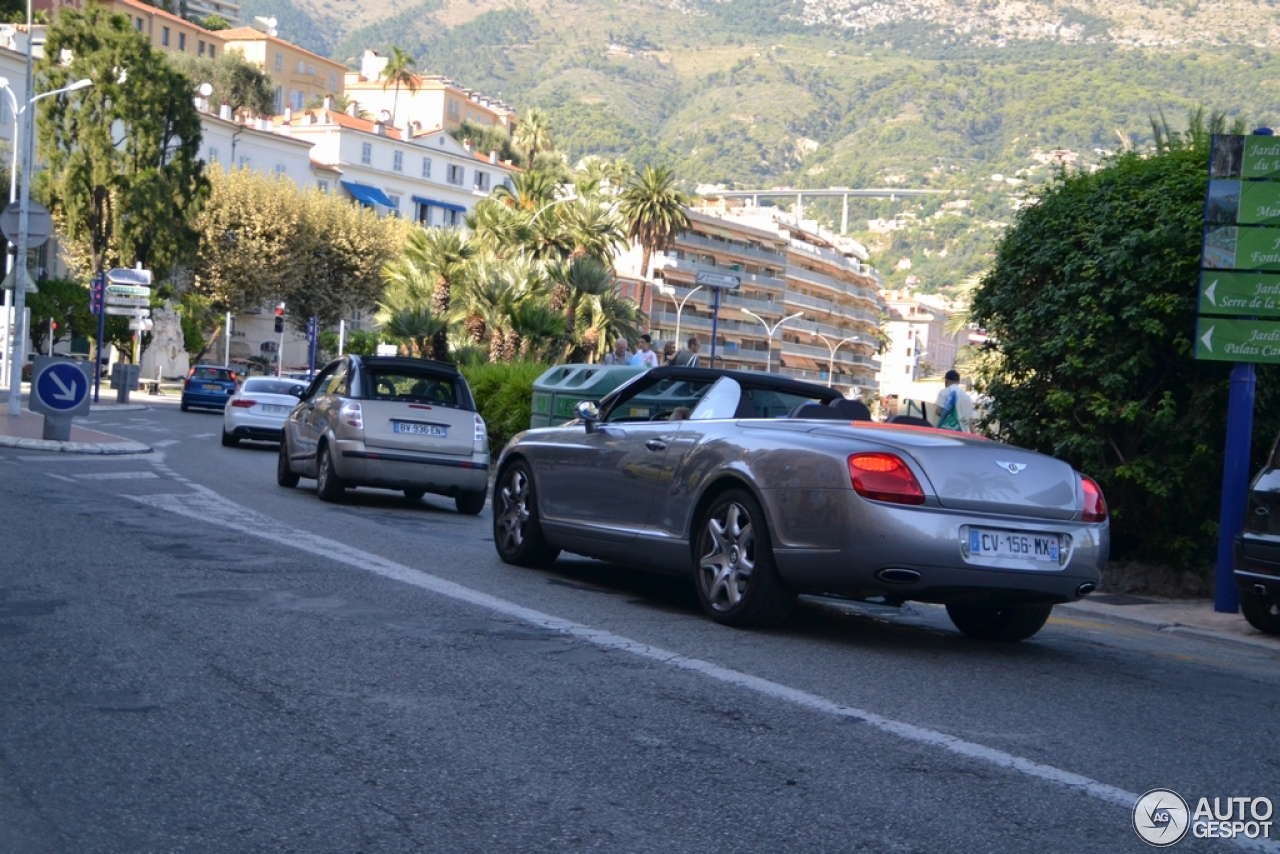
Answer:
[3,64,93,414]
[656,281,702,351]
[528,191,578,225]
[742,308,803,374]
[816,332,860,388]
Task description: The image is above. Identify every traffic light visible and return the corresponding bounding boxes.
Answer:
[274,303,285,333]
[89,273,104,315]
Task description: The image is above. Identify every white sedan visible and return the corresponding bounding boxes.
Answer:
[222,377,308,447]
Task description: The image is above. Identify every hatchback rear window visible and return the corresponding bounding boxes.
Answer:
[192,367,233,382]
[367,371,462,408]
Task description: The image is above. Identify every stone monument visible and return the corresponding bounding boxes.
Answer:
[140,300,190,380]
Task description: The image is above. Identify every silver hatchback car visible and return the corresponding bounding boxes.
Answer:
[277,355,489,514]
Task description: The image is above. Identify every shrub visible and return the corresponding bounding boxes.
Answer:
[460,361,549,452]
[971,141,1280,569]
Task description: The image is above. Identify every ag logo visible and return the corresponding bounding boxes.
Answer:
[1134,788,1190,847]
[995,460,1027,474]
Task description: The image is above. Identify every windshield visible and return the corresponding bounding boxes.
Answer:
[242,378,306,395]
[604,377,719,422]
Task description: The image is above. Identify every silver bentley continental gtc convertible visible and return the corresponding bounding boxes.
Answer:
[491,367,1109,642]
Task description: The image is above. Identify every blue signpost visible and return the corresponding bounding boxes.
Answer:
[695,270,741,367]
[30,356,91,441]
[89,271,105,403]
[306,316,318,379]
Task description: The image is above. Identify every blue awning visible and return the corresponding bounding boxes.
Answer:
[412,195,467,213]
[341,181,395,207]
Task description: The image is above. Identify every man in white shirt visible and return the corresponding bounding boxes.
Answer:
[630,334,659,368]
[934,369,975,432]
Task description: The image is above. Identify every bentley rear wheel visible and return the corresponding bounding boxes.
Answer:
[493,461,559,567]
[945,603,1053,642]
[694,489,795,628]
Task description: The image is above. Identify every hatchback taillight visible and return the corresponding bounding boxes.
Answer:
[848,453,926,505]
[474,414,487,452]
[340,401,363,429]
[1081,475,1107,523]
[231,398,256,408]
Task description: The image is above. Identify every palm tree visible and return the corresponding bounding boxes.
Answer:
[395,227,476,361]
[619,165,691,279]
[379,307,447,358]
[492,170,559,212]
[547,256,613,361]
[465,199,533,260]
[605,157,634,193]
[513,107,553,165]
[578,290,646,363]
[618,165,691,309]
[507,302,566,360]
[560,198,626,266]
[381,46,419,125]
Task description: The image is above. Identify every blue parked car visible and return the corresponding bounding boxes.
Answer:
[181,365,240,411]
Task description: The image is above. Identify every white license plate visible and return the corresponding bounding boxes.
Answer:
[261,404,289,414]
[968,528,1060,562]
[393,421,447,437]
[204,383,224,390]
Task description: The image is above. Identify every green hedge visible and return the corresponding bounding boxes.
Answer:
[460,361,549,453]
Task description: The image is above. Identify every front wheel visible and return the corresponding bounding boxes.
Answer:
[945,603,1053,642]
[276,437,300,488]
[316,442,345,502]
[693,489,795,628]
[1240,592,1280,635]
[455,490,486,516]
[492,461,559,567]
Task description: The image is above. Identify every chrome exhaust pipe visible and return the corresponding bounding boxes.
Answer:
[1256,584,1269,596]
[876,568,921,585]
[1076,583,1096,596]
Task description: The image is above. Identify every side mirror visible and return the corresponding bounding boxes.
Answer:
[575,400,600,433]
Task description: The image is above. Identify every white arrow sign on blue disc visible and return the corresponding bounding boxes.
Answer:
[34,360,89,412]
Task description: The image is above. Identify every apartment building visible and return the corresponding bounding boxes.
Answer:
[37,0,225,57]
[274,102,518,223]
[198,101,317,187]
[221,25,345,113]
[877,291,969,396]
[343,50,518,134]
[184,0,240,27]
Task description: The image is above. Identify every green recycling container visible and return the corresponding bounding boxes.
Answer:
[529,364,646,429]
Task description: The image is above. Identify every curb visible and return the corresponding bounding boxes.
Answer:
[1057,600,1280,654]
[89,404,152,412]
[0,434,152,455]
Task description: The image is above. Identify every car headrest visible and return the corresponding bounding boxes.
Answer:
[888,414,933,427]
[789,401,845,420]
[829,398,872,421]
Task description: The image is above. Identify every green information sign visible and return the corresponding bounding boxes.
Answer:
[1206,180,1280,226]
[1195,317,1280,363]
[1201,225,1280,271]
[1199,270,1280,316]
[1243,136,1280,180]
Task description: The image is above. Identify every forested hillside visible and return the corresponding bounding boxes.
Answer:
[238,0,1280,290]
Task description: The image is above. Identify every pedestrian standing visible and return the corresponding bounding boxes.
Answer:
[631,334,659,368]
[603,338,632,365]
[934,369,975,432]
[672,336,701,367]
[661,341,677,365]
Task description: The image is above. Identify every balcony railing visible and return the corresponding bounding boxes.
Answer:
[783,290,882,326]
[785,264,880,305]
[659,257,785,289]
[781,341,881,369]
[653,284,785,316]
[672,232,786,264]
[778,366,872,388]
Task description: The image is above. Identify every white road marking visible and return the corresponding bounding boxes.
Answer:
[45,473,76,483]
[126,488,1276,853]
[20,455,145,463]
[190,433,216,439]
[75,471,160,481]
[152,439,179,448]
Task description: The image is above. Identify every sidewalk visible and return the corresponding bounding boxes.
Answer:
[0,406,151,454]
[1058,595,1279,653]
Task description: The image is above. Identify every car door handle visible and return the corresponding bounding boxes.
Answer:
[645,439,668,452]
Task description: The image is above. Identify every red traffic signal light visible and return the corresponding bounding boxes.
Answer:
[275,305,285,317]
[51,321,58,331]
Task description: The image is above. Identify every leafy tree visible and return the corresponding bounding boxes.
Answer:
[192,167,300,310]
[170,48,275,116]
[200,14,231,30]
[618,164,690,311]
[302,92,372,119]
[450,120,524,168]
[381,46,419,125]
[39,6,208,276]
[970,123,1280,568]
[26,278,93,354]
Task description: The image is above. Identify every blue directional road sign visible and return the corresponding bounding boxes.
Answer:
[30,356,92,418]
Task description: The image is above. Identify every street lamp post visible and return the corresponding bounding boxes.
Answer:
[816,332,860,388]
[528,191,578,225]
[657,281,703,349]
[4,68,93,416]
[742,308,803,374]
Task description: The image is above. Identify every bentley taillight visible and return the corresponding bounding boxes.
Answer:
[1081,476,1107,523]
[848,453,925,505]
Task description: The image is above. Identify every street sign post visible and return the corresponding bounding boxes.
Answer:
[30,356,91,440]
[694,271,741,364]
[91,272,105,403]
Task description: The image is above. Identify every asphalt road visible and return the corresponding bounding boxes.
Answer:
[1,401,1278,853]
